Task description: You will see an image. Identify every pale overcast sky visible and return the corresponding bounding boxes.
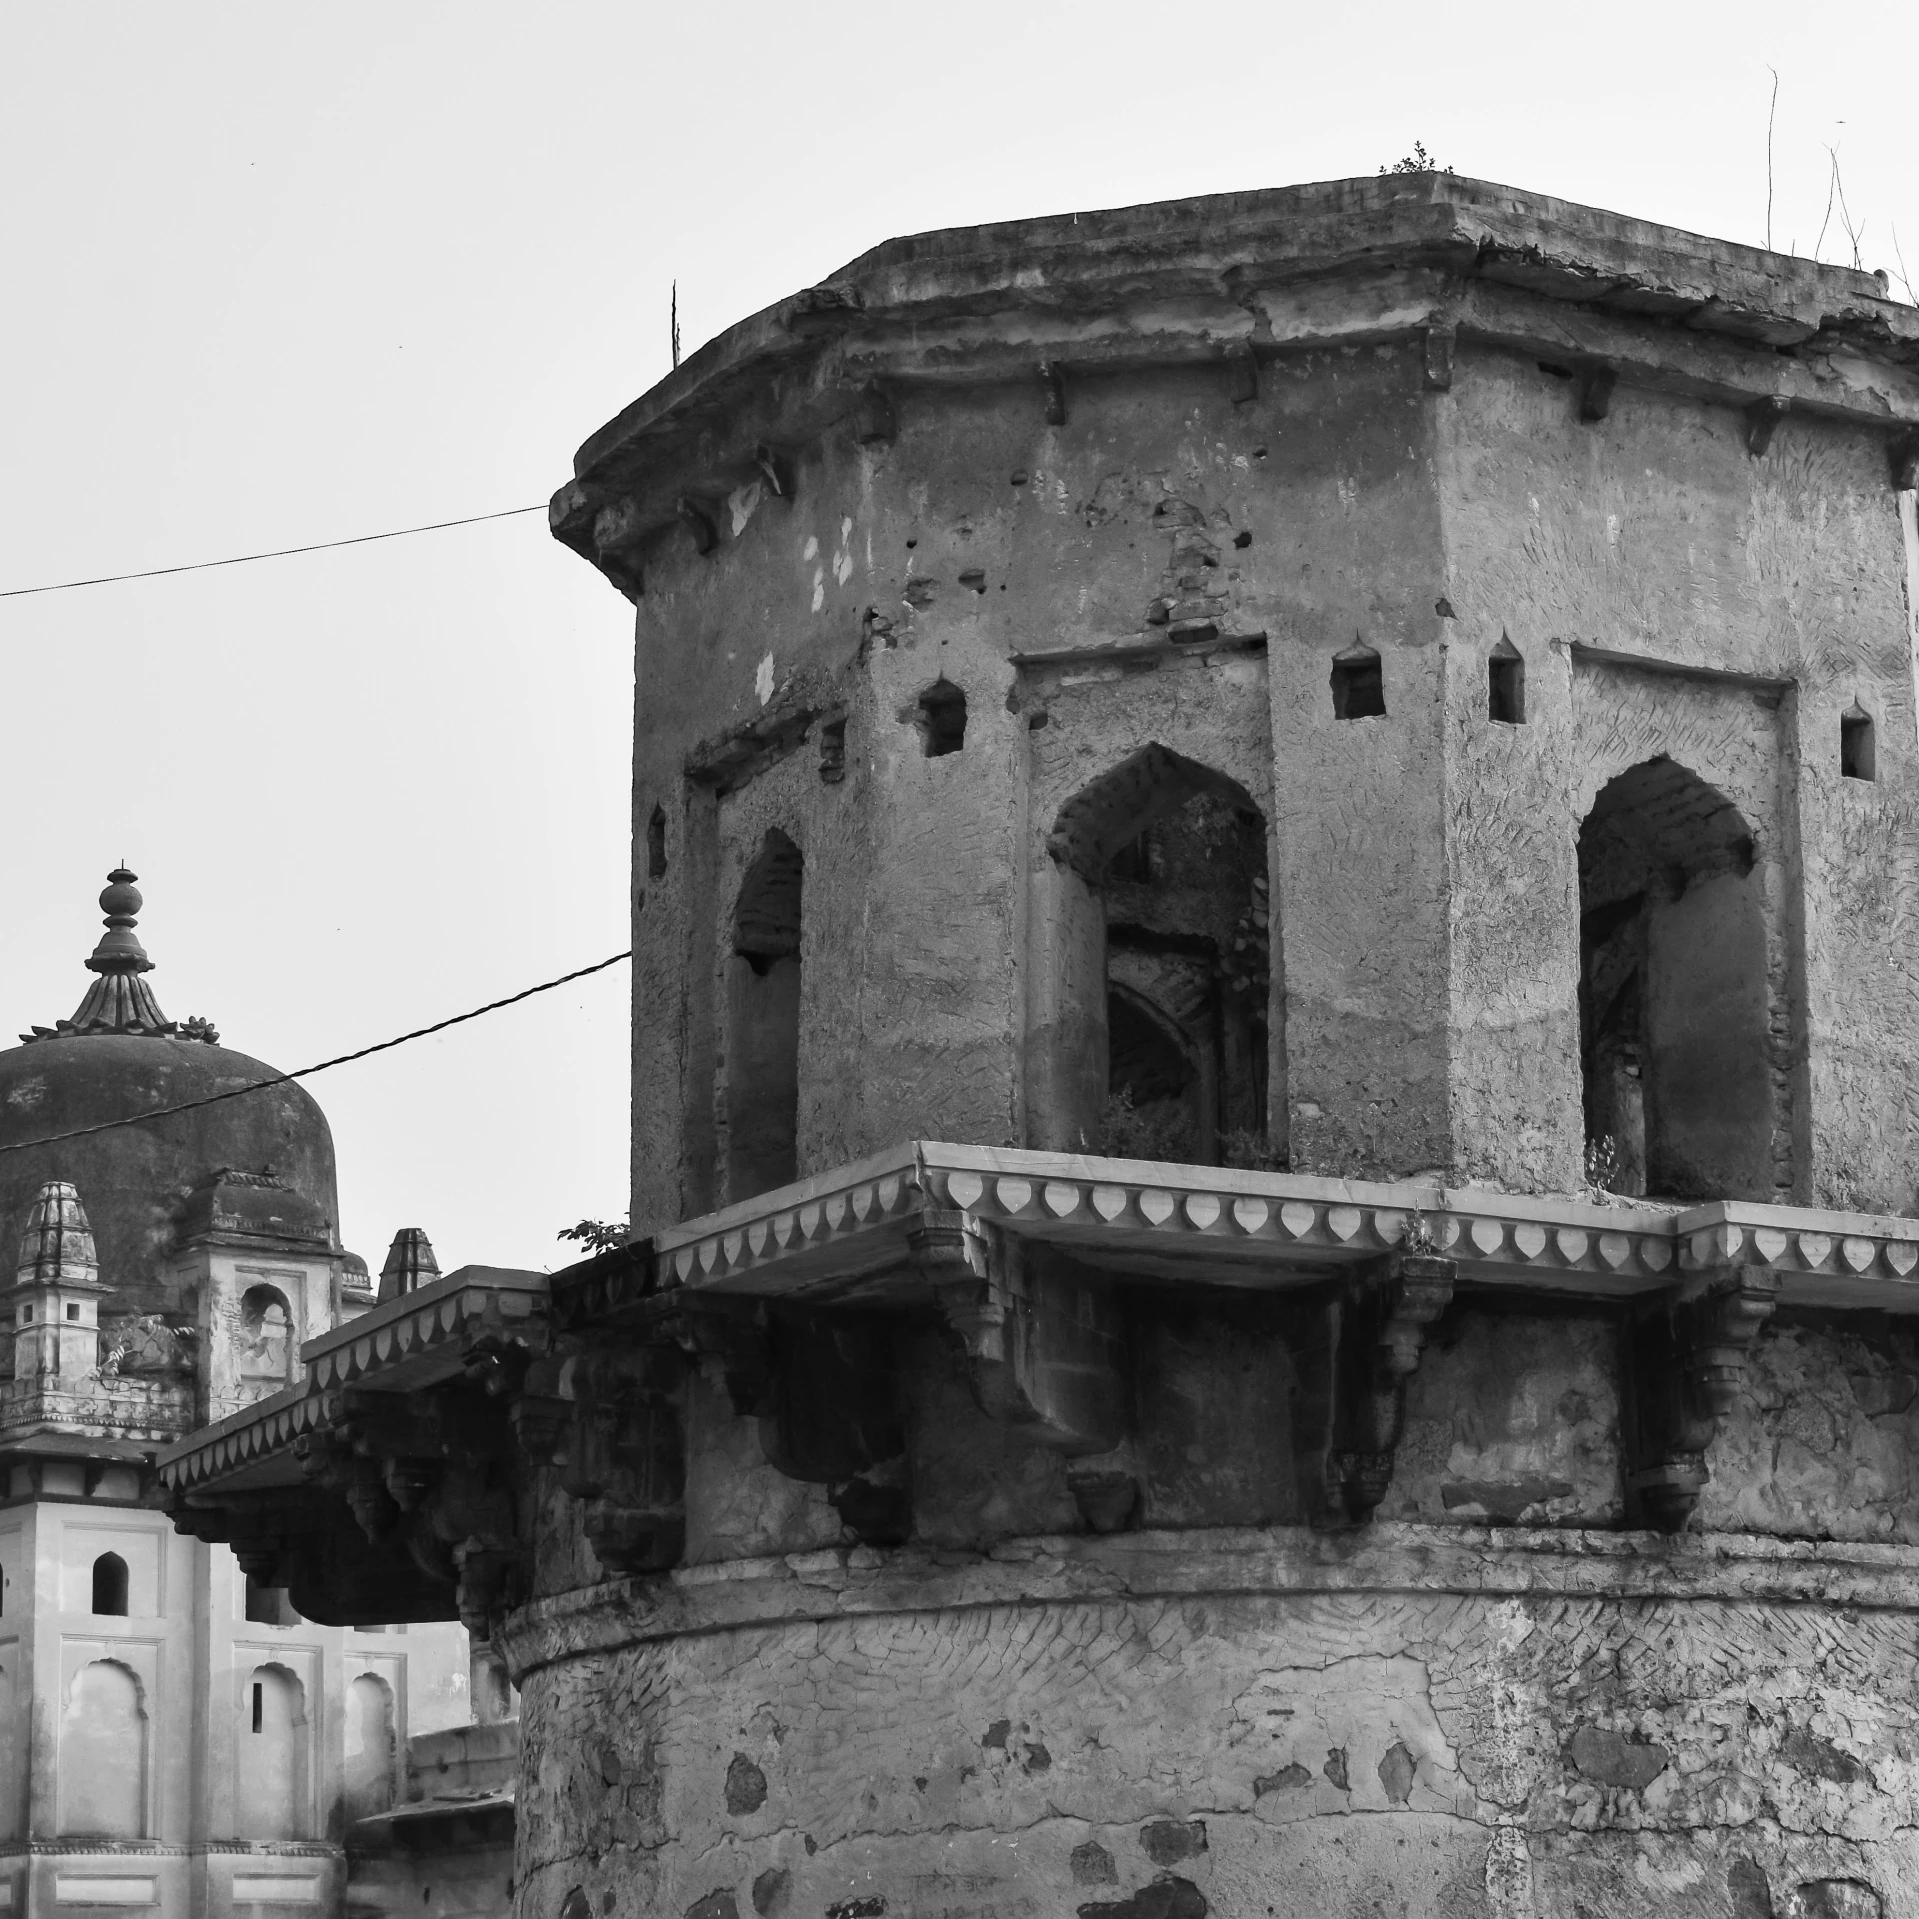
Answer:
[0,1,1909,1273]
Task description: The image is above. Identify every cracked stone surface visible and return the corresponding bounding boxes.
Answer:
[511,1582,1919,1916]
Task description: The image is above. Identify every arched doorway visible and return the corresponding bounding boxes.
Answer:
[1037,744,1272,1165]
[1577,756,1776,1199]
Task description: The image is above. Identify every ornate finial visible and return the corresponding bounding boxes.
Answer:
[22,867,203,1042]
[87,868,152,977]
[378,1228,442,1305]
[15,1180,98,1288]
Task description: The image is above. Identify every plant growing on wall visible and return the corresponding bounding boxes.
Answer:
[558,1219,630,1255]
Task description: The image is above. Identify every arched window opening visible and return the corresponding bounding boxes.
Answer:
[1331,644,1385,720]
[726,831,804,1201]
[59,1660,145,1838]
[1578,757,1775,1200]
[238,1286,292,1386]
[1041,745,1272,1167]
[236,1664,307,1841]
[343,1673,397,1822]
[90,1552,128,1617]
[912,679,967,756]
[647,805,669,878]
[1841,703,1877,781]
[1488,637,1526,724]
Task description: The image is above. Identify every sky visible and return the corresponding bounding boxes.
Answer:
[0,1,1911,1274]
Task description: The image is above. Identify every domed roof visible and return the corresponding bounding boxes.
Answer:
[0,871,339,1318]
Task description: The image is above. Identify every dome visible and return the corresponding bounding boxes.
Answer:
[0,871,339,1317]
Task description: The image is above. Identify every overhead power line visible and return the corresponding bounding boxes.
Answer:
[0,503,547,600]
[0,950,631,1154]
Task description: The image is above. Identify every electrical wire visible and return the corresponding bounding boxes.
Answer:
[0,504,547,599]
[0,950,631,1153]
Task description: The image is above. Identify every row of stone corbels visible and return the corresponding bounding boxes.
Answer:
[925,1222,1784,1535]
[168,1357,533,1636]
[913,1211,1463,1532]
[526,1228,1793,1567]
[180,1240,1788,1624]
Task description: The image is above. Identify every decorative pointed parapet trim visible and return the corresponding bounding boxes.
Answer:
[640,1146,1919,1314]
[1675,1202,1919,1303]
[300,1264,545,1393]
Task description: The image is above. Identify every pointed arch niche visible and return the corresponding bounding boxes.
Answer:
[343,1672,397,1822]
[1577,756,1777,1199]
[724,829,805,1202]
[1031,744,1273,1163]
[236,1663,309,1841]
[59,1659,146,1838]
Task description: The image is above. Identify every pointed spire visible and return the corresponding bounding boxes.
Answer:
[23,868,181,1041]
[377,1228,441,1304]
[15,1180,98,1289]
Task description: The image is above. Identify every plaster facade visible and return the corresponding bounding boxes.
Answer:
[164,175,1919,1919]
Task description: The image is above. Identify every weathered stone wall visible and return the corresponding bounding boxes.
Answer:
[505,1533,1919,1919]
[628,333,1919,1227]
[628,353,1464,1228]
[1439,348,1919,1207]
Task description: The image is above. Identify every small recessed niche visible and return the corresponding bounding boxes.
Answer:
[1331,645,1386,720]
[1488,636,1526,723]
[914,679,967,756]
[646,806,668,879]
[819,718,847,783]
[1841,702,1877,781]
[65,1302,80,1322]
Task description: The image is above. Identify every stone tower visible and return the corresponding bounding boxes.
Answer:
[168,176,1919,1917]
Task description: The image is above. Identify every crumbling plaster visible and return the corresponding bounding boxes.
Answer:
[627,328,1919,1224]
[1438,348,1919,1207]
[507,1563,1919,1918]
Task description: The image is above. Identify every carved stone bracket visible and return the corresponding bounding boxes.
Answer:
[758,1309,909,1547]
[1291,1251,1456,1528]
[923,1216,1133,1531]
[1623,1262,1780,1532]
[565,1343,687,1576]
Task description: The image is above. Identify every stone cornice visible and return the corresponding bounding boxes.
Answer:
[156,1263,548,1497]
[298,1263,546,1390]
[619,1142,1919,1316]
[549,175,1919,597]
[494,1522,1919,1682]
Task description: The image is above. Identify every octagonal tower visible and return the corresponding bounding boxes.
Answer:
[168,176,1919,1919]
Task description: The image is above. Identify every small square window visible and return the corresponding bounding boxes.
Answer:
[65,1303,81,1322]
[20,1306,31,1324]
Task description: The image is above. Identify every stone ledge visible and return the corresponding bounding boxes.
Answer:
[495,1522,1919,1679]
